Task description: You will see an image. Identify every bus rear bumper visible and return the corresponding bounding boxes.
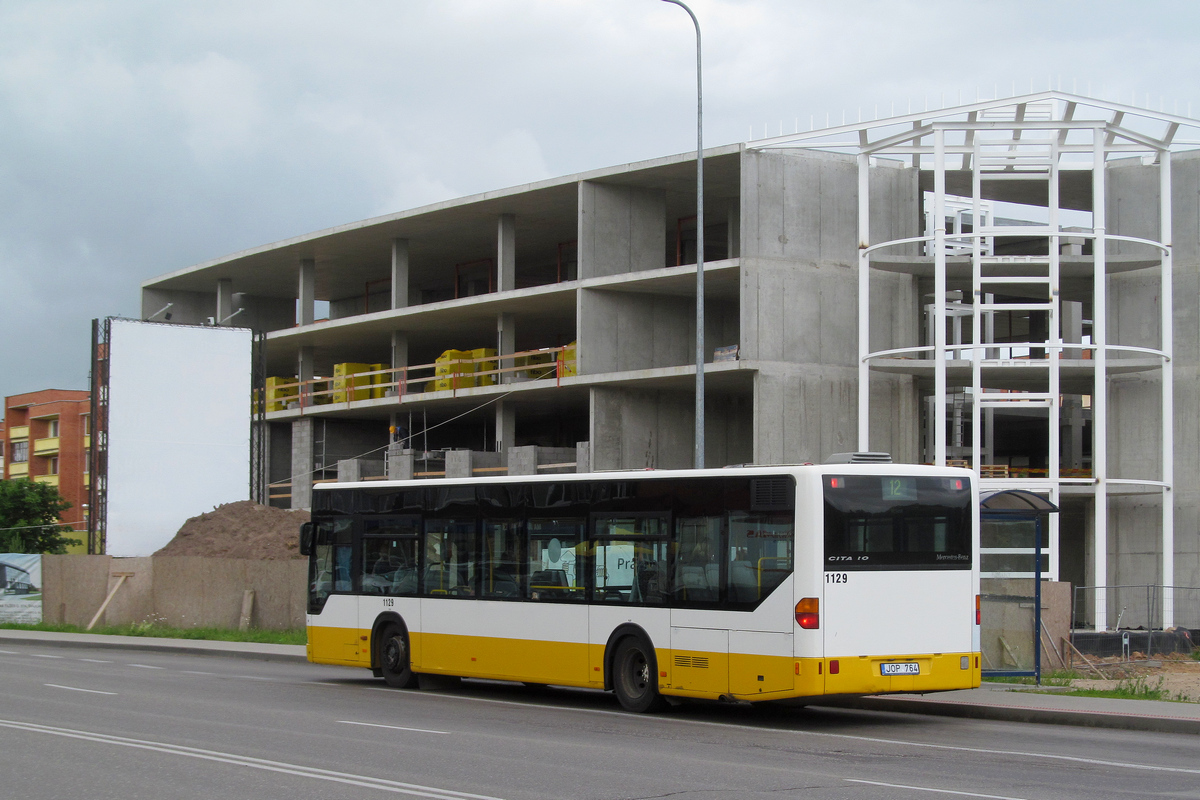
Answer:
[818,651,981,697]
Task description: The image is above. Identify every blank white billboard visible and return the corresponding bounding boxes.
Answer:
[106,319,251,556]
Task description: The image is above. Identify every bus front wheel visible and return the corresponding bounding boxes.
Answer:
[612,636,668,713]
[379,627,419,689]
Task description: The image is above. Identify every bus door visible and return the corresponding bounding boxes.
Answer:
[308,517,364,665]
[726,510,795,696]
[670,515,729,695]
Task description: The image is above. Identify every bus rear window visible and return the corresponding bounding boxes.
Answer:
[823,475,971,570]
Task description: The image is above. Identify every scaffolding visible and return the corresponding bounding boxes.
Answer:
[748,91,1198,630]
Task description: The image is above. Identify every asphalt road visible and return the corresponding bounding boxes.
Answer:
[1,641,1198,800]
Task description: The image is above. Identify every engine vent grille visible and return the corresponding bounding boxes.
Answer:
[751,477,793,511]
[674,655,710,669]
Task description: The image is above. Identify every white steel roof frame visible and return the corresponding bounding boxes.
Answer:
[808,91,1187,630]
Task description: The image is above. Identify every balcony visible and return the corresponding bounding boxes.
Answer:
[8,461,28,477]
[33,474,59,487]
[83,434,91,449]
[33,437,60,456]
[9,425,28,439]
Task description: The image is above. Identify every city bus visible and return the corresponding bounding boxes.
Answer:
[300,463,981,712]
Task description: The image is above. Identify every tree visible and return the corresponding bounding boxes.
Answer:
[0,479,81,554]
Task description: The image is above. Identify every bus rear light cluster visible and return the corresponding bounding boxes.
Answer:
[975,594,981,626]
[796,598,819,629]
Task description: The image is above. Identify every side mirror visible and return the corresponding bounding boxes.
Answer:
[299,522,314,556]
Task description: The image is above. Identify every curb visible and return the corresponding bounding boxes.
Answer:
[0,631,309,665]
[822,695,1200,736]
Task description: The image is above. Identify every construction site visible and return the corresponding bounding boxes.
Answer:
[135,91,1200,635]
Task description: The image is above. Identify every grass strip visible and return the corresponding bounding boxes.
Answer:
[0,621,306,646]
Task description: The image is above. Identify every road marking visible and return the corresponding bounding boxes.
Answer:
[339,720,449,735]
[79,659,112,664]
[31,654,64,659]
[370,687,1200,776]
[127,664,164,670]
[0,718,505,800]
[846,779,1028,799]
[0,649,19,654]
[181,670,215,676]
[44,684,117,696]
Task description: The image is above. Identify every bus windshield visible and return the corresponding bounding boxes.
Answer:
[823,475,971,570]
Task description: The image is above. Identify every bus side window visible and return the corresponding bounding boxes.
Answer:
[527,518,585,602]
[592,515,669,605]
[423,518,477,597]
[727,512,793,605]
[482,520,522,599]
[331,518,353,593]
[674,516,722,605]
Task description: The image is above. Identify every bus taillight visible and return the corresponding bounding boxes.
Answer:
[975,594,981,625]
[796,598,819,629]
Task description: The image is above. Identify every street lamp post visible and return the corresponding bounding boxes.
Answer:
[661,0,705,469]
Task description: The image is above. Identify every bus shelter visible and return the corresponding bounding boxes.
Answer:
[979,489,1059,682]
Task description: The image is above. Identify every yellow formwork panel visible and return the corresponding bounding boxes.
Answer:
[265,376,298,412]
[332,362,375,403]
[472,348,498,386]
[561,341,577,377]
[368,363,387,399]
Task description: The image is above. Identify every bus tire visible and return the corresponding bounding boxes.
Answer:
[612,636,668,713]
[379,627,419,689]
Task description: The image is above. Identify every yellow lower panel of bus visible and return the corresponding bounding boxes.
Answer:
[309,625,372,667]
[822,652,981,696]
[414,631,594,686]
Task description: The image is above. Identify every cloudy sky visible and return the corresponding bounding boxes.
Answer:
[1,0,1197,403]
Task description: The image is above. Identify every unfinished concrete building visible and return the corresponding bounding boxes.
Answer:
[140,92,1200,630]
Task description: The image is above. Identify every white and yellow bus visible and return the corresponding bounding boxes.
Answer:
[301,463,981,712]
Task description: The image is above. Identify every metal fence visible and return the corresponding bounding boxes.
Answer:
[1070,585,1199,661]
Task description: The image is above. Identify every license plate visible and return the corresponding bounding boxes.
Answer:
[880,662,920,676]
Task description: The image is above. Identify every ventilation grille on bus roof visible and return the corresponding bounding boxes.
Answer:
[824,452,893,464]
[751,477,793,511]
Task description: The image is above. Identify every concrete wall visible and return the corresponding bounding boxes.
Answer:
[140,288,292,331]
[41,555,307,630]
[578,290,738,374]
[589,388,753,471]
[578,181,666,278]
[738,149,919,464]
[1103,154,1200,597]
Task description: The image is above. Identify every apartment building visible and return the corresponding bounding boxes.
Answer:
[138,92,1200,628]
[2,389,91,552]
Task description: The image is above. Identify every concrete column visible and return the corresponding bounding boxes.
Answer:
[495,401,516,455]
[391,239,409,309]
[298,258,316,326]
[391,330,409,368]
[497,313,516,383]
[297,347,314,382]
[445,450,473,479]
[727,206,740,259]
[337,459,361,482]
[1062,300,1083,359]
[508,445,537,476]
[291,418,314,509]
[387,444,414,480]
[216,279,233,325]
[575,440,591,473]
[497,214,516,292]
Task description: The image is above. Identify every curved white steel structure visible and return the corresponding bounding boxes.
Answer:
[748,92,1200,630]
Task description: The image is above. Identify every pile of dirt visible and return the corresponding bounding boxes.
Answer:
[154,501,310,560]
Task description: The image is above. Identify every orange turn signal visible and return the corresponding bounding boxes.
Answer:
[796,597,819,629]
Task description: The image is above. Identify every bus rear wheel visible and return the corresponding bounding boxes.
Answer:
[379,627,419,689]
[613,636,667,713]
